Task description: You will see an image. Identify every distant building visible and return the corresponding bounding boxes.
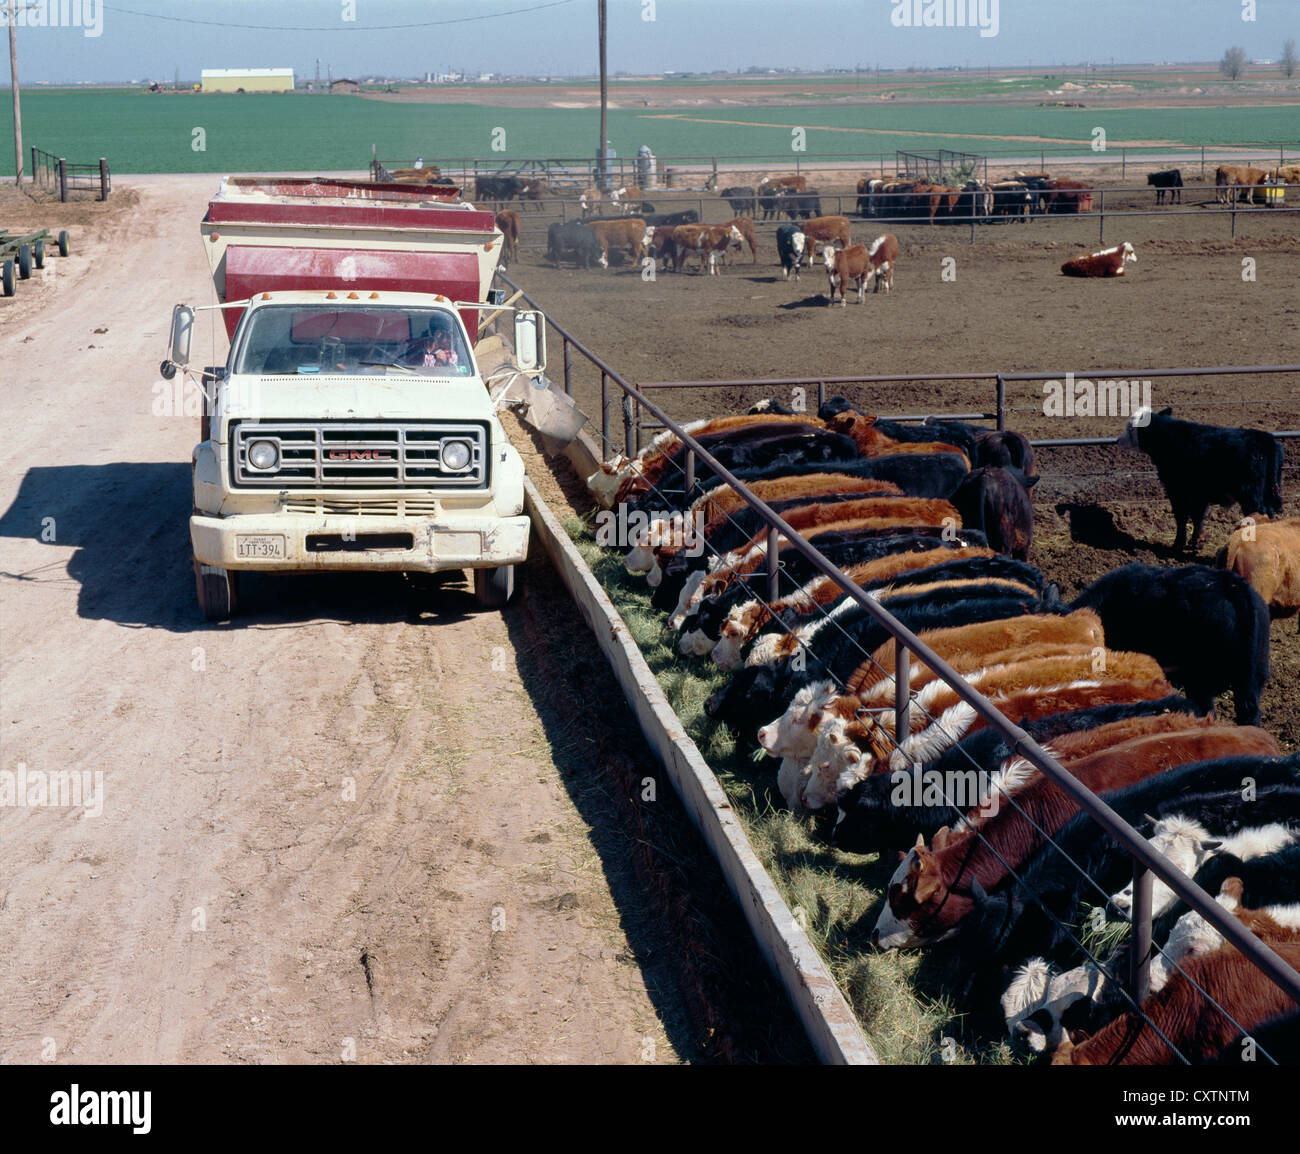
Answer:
[329,78,361,94]
[201,68,295,93]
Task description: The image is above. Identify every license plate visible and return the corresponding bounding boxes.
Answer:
[236,534,286,559]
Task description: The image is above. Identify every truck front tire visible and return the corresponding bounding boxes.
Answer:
[195,561,240,621]
[473,565,515,608]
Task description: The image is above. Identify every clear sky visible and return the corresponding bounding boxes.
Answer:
[2,0,1297,85]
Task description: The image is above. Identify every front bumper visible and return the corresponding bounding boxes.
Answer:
[191,512,530,572]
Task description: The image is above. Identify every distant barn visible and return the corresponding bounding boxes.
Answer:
[329,78,361,94]
[201,68,295,94]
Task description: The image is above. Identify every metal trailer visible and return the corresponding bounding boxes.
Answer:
[0,228,71,297]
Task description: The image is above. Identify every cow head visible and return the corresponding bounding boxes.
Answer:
[1119,241,1137,264]
[1116,406,1154,447]
[587,460,630,507]
[871,829,961,950]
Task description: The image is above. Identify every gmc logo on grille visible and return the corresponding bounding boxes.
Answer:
[328,450,395,461]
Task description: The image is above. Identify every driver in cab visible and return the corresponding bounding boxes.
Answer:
[402,320,460,369]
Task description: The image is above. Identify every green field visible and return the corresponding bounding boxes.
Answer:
[3,87,1297,174]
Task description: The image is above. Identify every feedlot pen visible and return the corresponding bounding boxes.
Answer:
[495,194,1300,1059]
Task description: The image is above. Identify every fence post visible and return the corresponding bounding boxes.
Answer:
[1231,197,1237,238]
[1128,859,1154,1004]
[996,374,1006,432]
[766,527,780,604]
[562,337,572,396]
[684,448,695,492]
[623,395,634,457]
[1201,144,1205,179]
[894,647,910,746]
[58,158,67,203]
[1099,188,1105,245]
[817,380,825,413]
[601,371,609,452]
[30,146,36,186]
[1121,147,1126,179]
[99,158,109,201]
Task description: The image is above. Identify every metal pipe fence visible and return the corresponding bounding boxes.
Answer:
[637,366,1300,451]
[376,142,1299,192]
[494,267,1300,1054]
[30,146,111,202]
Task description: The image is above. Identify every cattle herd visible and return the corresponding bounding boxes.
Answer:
[585,397,1299,1064]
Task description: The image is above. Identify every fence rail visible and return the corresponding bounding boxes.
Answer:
[494,266,1300,1058]
[377,142,1298,193]
[30,146,110,202]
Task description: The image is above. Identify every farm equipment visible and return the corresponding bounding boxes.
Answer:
[0,228,71,297]
[164,175,544,620]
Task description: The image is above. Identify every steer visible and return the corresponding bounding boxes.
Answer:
[776,224,808,280]
[823,244,873,306]
[587,218,655,266]
[1147,168,1184,205]
[798,215,853,262]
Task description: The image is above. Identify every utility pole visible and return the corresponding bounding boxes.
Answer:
[597,0,608,190]
[8,0,23,184]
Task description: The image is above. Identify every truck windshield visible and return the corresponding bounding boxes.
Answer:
[232,305,475,377]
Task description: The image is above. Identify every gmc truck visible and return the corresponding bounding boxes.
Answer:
[163,176,542,621]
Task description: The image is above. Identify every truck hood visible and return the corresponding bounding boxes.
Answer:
[221,373,495,423]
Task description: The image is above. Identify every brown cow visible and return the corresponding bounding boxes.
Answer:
[719,216,758,263]
[759,174,808,195]
[1216,164,1267,204]
[1061,241,1136,278]
[516,177,547,210]
[587,218,655,266]
[608,185,643,213]
[824,240,901,305]
[669,223,744,275]
[1218,515,1300,628]
[798,214,853,262]
[494,210,520,266]
[391,166,443,184]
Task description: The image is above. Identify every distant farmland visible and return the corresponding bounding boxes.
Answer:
[4,88,1298,174]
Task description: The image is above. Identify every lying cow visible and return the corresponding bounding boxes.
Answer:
[1061,241,1136,278]
[1147,168,1183,205]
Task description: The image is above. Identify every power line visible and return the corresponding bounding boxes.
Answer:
[100,0,578,33]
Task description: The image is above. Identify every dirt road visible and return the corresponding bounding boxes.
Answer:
[0,176,806,1064]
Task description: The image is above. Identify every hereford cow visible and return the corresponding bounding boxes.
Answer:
[721,217,758,263]
[759,174,807,195]
[1217,516,1300,629]
[587,218,655,266]
[798,215,853,262]
[1147,168,1184,205]
[1117,407,1285,550]
[1060,241,1136,278]
[669,223,745,275]
[494,210,520,267]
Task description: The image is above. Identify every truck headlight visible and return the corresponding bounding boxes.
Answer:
[440,438,472,472]
[247,439,280,472]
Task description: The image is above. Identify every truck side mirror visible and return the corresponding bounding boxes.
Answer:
[513,310,546,374]
[168,304,195,369]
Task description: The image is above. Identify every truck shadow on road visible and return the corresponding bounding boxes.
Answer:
[0,463,483,632]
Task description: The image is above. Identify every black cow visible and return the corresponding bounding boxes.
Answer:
[759,189,784,221]
[780,188,824,220]
[1117,407,1284,551]
[546,222,605,269]
[1069,562,1271,724]
[950,466,1037,561]
[974,430,1037,477]
[720,186,757,216]
[776,224,808,281]
[640,209,699,228]
[474,175,522,205]
[1147,168,1184,205]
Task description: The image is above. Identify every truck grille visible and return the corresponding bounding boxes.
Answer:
[231,421,488,490]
